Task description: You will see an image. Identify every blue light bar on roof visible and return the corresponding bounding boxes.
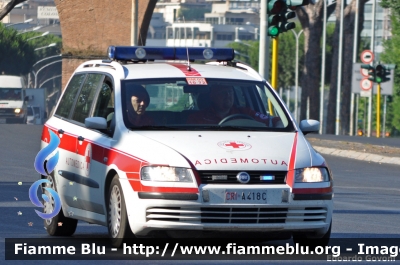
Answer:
[107,46,235,61]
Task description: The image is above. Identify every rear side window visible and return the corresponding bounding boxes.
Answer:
[55,74,85,118]
[71,74,103,123]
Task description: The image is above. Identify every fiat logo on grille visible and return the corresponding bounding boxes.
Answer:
[236,172,250,184]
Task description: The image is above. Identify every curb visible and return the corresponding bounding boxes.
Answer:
[313,146,400,166]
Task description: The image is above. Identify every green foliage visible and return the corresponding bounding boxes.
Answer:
[380,14,400,135]
[0,23,62,86]
[227,26,304,91]
[0,23,35,75]
[380,0,400,18]
[227,41,258,69]
[276,29,304,90]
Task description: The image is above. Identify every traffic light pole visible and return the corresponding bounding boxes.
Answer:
[269,37,279,115]
[271,37,279,90]
[376,83,381,138]
[367,0,376,137]
[383,95,387,138]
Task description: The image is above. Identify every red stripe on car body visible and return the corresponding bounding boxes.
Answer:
[286,133,298,187]
[41,124,198,193]
[168,63,201,76]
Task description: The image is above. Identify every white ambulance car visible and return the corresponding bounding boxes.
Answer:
[39,46,333,247]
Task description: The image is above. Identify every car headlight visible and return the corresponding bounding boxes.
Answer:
[14,108,21,114]
[141,166,193,182]
[295,167,330,183]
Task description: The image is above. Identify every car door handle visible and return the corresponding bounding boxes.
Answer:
[57,129,64,138]
[78,136,85,141]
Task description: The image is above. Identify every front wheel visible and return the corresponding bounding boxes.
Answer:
[107,175,134,248]
[43,175,78,236]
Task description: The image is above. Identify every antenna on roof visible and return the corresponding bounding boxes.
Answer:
[182,16,191,71]
[138,25,144,47]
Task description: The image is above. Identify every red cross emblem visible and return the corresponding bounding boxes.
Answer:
[224,142,245,148]
[85,149,91,169]
[217,140,252,151]
[84,144,92,176]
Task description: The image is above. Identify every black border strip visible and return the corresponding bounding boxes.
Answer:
[293,193,332,200]
[138,192,198,200]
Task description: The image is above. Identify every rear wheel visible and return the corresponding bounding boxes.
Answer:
[43,175,78,236]
[107,175,134,248]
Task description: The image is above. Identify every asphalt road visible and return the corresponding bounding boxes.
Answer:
[306,132,400,148]
[1,125,400,264]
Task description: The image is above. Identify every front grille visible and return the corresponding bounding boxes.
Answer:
[146,206,327,224]
[0,108,17,116]
[198,171,286,184]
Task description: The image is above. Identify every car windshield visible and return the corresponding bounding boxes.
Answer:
[0,88,22,100]
[121,78,294,131]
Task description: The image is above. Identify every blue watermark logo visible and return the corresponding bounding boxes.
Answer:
[29,129,62,219]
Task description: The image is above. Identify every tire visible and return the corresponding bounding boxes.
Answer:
[43,174,78,236]
[292,221,332,247]
[107,175,135,248]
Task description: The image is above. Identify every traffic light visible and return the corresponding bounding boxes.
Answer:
[267,0,304,36]
[375,64,384,83]
[267,0,286,37]
[375,64,397,83]
[361,64,376,82]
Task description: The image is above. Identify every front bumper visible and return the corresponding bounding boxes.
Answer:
[122,181,333,237]
[0,114,25,124]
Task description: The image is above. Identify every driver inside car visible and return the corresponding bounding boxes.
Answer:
[187,84,281,126]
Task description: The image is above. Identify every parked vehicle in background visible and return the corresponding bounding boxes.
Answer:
[25,89,46,124]
[0,75,28,124]
[27,105,43,125]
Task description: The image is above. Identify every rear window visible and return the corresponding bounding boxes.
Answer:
[55,74,86,118]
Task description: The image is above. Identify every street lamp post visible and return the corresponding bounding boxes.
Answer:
[17,26,42,35]
[39,74,62,88]
[335,0,345,135]
[34,43,56,51]
[34,60,62,88]
[26,31,49,41]
[5,18,33,27]
[291,29,303,122]
[28,54,62,88]
[320,0,327,134]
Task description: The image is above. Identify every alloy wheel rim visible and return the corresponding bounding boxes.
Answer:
[43,178,54,226]
[108,185,122,238]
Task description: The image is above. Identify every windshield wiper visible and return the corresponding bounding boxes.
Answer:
[129,125,183,130]
[216,126,265,131]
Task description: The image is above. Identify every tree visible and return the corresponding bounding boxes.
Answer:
[295,0,337,122]
[0,0,26,21]
[0,23,35,75]
[326,0,368,135]
[380,0,400,135]
[228,28,304,91]
[0,24,62,89]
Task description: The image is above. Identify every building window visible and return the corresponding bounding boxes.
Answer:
[226,18,244,25]
[216,34,233,41]
[206,17,219,25]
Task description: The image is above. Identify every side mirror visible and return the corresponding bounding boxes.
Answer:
[85,117,107,130]
[299,119,320,135]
